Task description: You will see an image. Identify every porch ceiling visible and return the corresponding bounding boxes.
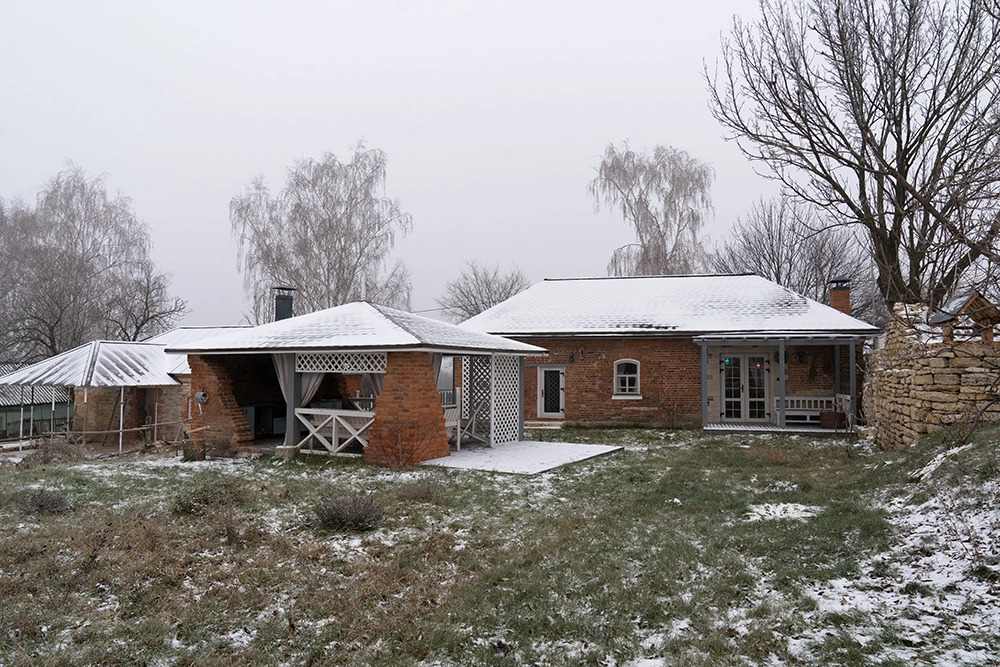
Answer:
[693,333,873,346]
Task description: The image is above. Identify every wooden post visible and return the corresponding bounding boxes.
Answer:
[778,340,787,427]
[699,341,708,428]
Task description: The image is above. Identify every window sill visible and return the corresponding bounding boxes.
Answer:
[612,394,643,400]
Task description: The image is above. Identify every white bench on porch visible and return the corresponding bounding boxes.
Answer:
[295,407,375,454]
[773,396,836,424]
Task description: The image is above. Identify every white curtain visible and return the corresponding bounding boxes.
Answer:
[430,353,443,387]
[272,354,324,406]
[363,373,385,397]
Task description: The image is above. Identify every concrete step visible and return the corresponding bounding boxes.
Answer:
[524,421,565,430]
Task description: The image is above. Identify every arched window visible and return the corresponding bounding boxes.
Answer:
[614,359,640,395]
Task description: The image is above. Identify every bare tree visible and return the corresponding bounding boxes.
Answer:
[713,196,887,324]
[590,142,715,276]
[708,0,1000,307]
[437,261,531,321]
[230,144,412,323]
[0,165,186,363]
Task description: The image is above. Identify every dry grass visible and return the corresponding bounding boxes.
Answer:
[0,428,995,664]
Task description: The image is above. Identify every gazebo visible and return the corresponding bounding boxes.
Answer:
[166,302,546,466]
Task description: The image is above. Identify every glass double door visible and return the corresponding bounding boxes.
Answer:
[721,354,769,422]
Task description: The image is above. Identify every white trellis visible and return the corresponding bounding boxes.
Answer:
[490,356,521,445]
[461,355,522,446]
[296,352,386,374]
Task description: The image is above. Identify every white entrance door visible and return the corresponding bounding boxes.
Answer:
[720,354,769,422]
[538,367,565,418]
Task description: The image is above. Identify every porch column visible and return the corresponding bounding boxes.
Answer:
[699,341,708,427]
[778,339,787,427]
[834,344,841,396]
[518,357,525,441]
[849,340,858,423]
[283,353,301,447]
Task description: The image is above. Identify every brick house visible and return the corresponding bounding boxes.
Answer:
[460,275,880,430]
[166,302,544,465]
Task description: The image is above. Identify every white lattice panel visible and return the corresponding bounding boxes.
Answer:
[296,352,387,373]
[490,356,521,445]
[462,356,492,423]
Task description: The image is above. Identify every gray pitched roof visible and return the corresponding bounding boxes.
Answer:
[166,302,546,356]
[0,365,72,406]
[0,341,179,388]
[461,275,880,337]
[146,326,252,374]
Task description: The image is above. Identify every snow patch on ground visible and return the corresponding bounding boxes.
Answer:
[745,503,820,522]
[793,479,1000,663]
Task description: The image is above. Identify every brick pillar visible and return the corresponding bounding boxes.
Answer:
[367,352,450,467]
[829,286,851,315]
[189,354,254,455]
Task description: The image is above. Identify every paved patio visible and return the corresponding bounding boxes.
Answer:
[421,439,621,475]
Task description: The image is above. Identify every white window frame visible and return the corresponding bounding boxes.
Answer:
[613,359,641,399]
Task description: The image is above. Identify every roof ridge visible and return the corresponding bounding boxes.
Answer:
[542,273,755,282]
[367,302,425,345]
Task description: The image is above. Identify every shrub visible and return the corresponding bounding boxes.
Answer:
[171,474,250,516]
[17,438,85,468]
[314,492,383,531]
[24,488,72,515]
[397,476,442,503]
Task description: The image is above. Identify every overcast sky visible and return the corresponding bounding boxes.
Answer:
[0,0,774,326]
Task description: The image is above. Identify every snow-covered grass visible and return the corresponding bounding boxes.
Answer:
[0,426,997,665]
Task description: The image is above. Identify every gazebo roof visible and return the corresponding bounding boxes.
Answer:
[166,302,547,356]
[0,341,180,388]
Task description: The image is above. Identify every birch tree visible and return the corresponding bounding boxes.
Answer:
[437,261,530,321]
[590,143,715,276]
[708,0,1000,307]
[230,144,412,323]
[0,165,187,362]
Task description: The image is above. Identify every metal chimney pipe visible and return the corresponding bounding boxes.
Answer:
[274,285,297,321]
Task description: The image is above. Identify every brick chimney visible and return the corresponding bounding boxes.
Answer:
[274,285,297,321]
[828,276,851,315]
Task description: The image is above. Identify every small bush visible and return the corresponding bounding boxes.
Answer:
[17,438,85,468]
[314,492,383,531]
[172,474,250,516]
[397,476,442,503]
[24,489,72,515]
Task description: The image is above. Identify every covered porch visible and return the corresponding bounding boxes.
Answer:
[695,334,873,432]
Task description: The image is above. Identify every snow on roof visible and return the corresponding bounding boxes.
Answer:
[146,326,252,374]
[461,275,881,337]
[0,364,72,406]
[0,341,179,388]
[166,302,546,356]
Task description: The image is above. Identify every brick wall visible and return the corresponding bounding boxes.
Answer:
[188,354,254,454]
[156,380,192,441]
[518,338,702,427]
[367,351,450,466]
[72,386,150,445]
[867,304,1000,449]
[507,337,854,427]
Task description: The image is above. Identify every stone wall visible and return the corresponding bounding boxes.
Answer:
[867,304,1000,449]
